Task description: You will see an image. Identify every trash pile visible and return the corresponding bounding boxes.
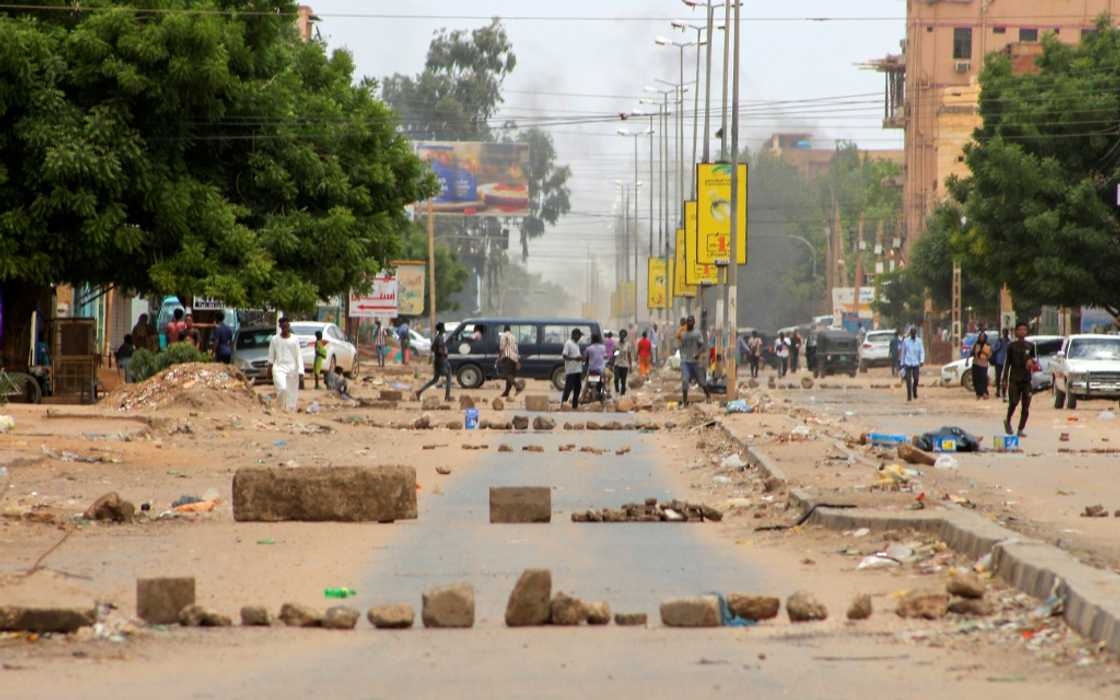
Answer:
[570,498,723,523]
[109,363,256,412]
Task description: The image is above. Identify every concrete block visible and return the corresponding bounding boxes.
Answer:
[660,596,720,627]
[232,466,417,522]
[137,577,196,624]
[524,395,550,412]
[489,487,551,523]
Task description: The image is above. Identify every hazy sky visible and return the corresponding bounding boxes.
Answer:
[310,1,907,288]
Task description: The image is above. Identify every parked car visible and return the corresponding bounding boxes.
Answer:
[407,328,432,355]
[231,326,274,383]
[447,317,603,390]
[858,329,896,372]
[1051,334,1120,409]
[288,321,359,377]
[940,335,1062,392]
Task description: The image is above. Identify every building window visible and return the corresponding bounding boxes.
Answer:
[953,27,973,59]
[993,26,1007,34]
[1020,28,1039,42]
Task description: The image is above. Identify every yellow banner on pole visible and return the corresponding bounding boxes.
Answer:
[647,257,668,310]
[674,228,697,298]
[696,162,748,265]
[684,200,719,285]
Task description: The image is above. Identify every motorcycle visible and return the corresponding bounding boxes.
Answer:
[583,369,608,405]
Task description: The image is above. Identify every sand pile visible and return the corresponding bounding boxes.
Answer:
[109,363,257,412]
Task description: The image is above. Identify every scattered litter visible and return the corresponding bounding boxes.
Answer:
[108,362,255,412]
[324,587,357,599]
[171,495,202,509]
[273,440,288,448]
[864,432,907,447]
[464,408,480,430]
[305,401,321,414]
[719,453,747,469]
[725,400,752,414]
[915,426,980,453]
[712,475,732,485]
[852,527,870,538]
[934,455,959,470]
[1081,504,1108,518]
[857,555,900,570]
[256,538,275,545]
[173,499,217,513]
[790,425,812,440]
[615,446,631,456]
[1099,410,1116,421]
[1059,432,1070,442]
[0,416,14,433]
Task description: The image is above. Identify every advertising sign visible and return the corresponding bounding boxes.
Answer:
[647,257,668,310]
[394,262,426,316]
[696,162,748,265]
[415,141,530,216]
[349,273,398,318]
[673,228,696,298]
[684,200,719,285]
[831,286,875,327]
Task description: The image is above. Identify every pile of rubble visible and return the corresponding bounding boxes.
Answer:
[109,363,256,413]
[570,497,723,523]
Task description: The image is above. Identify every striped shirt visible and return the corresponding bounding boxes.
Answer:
[374,325,389,347]
[499,331,519,362]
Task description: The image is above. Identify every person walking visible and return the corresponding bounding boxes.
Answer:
[396,319,411,365]
[636,331,652,378]
[888,330,901,377]
[789,330,802,374]
[971,331,992,399]
[805,331,818,375]
[900,327,925,402]
[268,317,304,412]
[775,332,790,378]
[737,332,750,368]
[115,334,135,381]
[560,328,585,410]
[679,316,711,406]
[497,324,521,398]
[373,319,389,368]
[1002,322,1036,437]
[416,322,452,401]
[311,330,328,389]
[649,324,659,366]
[747,330,763,378]
[614,329,632,395]
[211,316,234,364]
[991,328,1010,399]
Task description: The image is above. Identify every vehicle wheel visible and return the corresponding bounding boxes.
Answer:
[848,369,857,378]
[345,354,360,379]
[1068,393,1078,410]
[1053,385,1066,409]
[5,372,41,404]
[457,364,484,389]
[962,371,974,392]
[551,366,566,392]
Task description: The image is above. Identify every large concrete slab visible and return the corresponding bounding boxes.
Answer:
[489,487,551,523]
[232,466,417,522]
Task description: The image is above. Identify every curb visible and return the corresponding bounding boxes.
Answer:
[718,423,1120,654]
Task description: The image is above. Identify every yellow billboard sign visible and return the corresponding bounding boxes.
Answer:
[696,162,748,265]
[647,257,668,310]
[684,200,719,285]
[673,228,696,298]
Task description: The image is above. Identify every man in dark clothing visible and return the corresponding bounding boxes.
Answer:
[211,318,234,363]
[991,328,1010,399]
[416,322,451,400]
[1001,322,1035,437]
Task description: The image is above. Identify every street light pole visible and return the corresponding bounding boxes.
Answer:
[726,0,741,398]
[720,0,730,161]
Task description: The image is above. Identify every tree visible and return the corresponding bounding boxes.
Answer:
[399,222,470,312]
[0,1,435,311]
[512,127,571,260]
[950,20,1120,318]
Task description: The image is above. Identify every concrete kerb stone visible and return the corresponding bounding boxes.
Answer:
[735,433,1120,655]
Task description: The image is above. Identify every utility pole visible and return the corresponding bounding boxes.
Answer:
[726,0,741,399]
[427,198,436,338]
[720,0,730,161]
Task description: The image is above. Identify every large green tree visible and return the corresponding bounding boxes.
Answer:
[0,1,435,311]
[950,20,1120,318]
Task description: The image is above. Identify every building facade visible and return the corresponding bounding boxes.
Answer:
[872,0,1119,255]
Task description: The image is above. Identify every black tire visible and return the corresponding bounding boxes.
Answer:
[551,366,566,392]
[962,370,974,392]
[6,372,41,404]
[1068,393,1078,410]
[848,369,857,378]
[457,363,484,389]
[345,354,360,379]
[1053,385,1066,409]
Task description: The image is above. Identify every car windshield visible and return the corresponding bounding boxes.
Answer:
[290,324,321,337]
[1068,338,1120,361]
[236,330,273,350]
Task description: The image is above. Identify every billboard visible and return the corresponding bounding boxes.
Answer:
[647,257,668,310]
[415,141,530,216]
[696,162,748,265]
[684,200,719,285]
[673,229,696,298]
[394,262,426,316]
[350,273,398,318]
[831,286,875,327]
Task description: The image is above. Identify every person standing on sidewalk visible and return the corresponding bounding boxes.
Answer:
[747,331,763,378]
[1002,322,1037,437]
[679,316,710,406]
[805,330,818,375]
[211,316,234,364]
[888,330,901,377]
[900,327,925,402]
[991,328,1010,399]
[789,330,802,374]
[268,317,304,412]
[396,319,411,365]
[312,330,328,389]
[614,329,632,395]
[497,324,522,398]
[775,332,790,378]
[373,319,389,368]
[971,332,992,400]
[560,328,585,409]
[416,322,452,401]
[649,324,659,366]
[636,330,652,378]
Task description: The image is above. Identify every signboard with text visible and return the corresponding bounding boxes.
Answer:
[349,273,398,318]
[674,228,697,298]
[684,200,719,285]
[696,162,748,266]
[647,257,668,310]
[414,141,530,216]
[394,262,426,316]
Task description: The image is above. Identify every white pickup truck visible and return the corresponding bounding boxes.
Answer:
[1051,334,1120,409]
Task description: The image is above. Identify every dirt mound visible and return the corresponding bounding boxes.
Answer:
[109,363,257,412]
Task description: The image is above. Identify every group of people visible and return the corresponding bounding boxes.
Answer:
[114,310,236,380]
[737,330,807,378]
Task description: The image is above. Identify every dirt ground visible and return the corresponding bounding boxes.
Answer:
[1,361,1119,697]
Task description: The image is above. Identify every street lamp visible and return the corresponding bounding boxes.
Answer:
[619,127,650,326]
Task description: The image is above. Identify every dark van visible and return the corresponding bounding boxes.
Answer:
[447,318,603,390]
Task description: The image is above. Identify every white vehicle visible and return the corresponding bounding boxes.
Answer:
[288,321,359,376]
[1052,334,1120,409]
[408,329,432,355]
[858,330,896,372]
[940,335,1062,391]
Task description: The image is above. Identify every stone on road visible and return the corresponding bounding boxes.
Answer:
[660,596,721,627]
[896,591,949,620]
[847,594,873,621]
[549,592,586,626]
[179,605,232,627]
[505,569,552,627]
[0,606,95,633]
[324,606,360,630]
[232,466,417,522]
[422,583,475,628]
[786,591,828,622]
[946,573,985,599]
[726,594,780,621]
[240,606,272,626]
[584,601,611,625]
[367,604,415,629]
[279,603,323,628]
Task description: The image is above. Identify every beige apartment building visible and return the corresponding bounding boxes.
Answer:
[871,0,1119,257]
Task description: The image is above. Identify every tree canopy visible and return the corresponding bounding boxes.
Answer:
[949,19,1120,318]
[0,1,435,311]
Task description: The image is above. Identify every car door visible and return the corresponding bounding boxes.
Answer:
[330,325,355,369]
[510,323,542,378]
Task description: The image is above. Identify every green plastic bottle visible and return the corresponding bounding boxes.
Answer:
[323,587,357,599]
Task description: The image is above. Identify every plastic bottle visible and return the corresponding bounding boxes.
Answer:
[324,587,357,599]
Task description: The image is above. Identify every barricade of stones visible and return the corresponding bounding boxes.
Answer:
[570,498,723,523]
